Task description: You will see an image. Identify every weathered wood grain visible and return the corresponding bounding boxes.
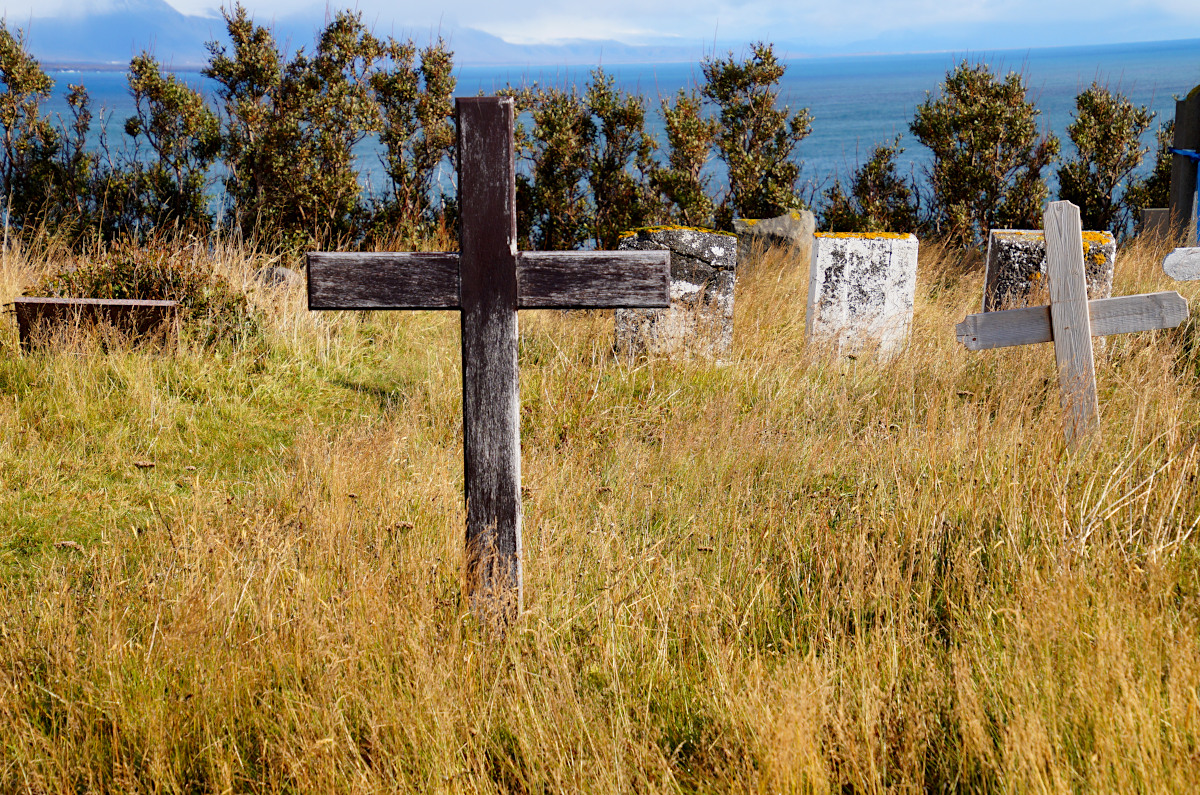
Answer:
[517,251,670,308]
[305,98,680,623]
[11,296,179,349]
[956,291,1189,350]
[1044,201,1100,447]
[457,97,523,621]
[307,252,460,309]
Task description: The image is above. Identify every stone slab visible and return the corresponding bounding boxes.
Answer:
[733,210,815,262]
[1140,208,1172,239]
[982,229,1116,312]
[1163,247,1200,281]
[615,226,738,358]
[806,232,918,357]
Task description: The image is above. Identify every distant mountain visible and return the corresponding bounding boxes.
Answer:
[17,0,220,67]
[15,1,709,69]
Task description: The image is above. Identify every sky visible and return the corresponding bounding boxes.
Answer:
[3,0,1200,53]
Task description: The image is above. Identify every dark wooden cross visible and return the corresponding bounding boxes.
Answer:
[307,97,670,621]
[957,201,1188,448]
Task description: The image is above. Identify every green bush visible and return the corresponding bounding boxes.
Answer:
[30,245,259,346]
[701,42,812,228]
[911,60,1059,247]
[1125,119,1174,228]
[650,90,717,227]
[821,137,919,233]
[1056,82,1154,236]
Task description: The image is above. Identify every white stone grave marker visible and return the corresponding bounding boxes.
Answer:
[807,232,918,357]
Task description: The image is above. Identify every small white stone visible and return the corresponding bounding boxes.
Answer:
[1163,247,1200,281]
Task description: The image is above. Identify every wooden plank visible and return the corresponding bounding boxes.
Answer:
[1089,291,1190,335]
[517,251,670,309]
[957,304,1050,350]
[1163,247,1200,281]
[12,297,177,307]
[307,252,460,309]
[456,96,522,621]
[1044,201,1100,447]
[11,296,179,349]
[956,291,1190,350]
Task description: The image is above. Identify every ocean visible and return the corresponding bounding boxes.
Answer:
[41,37,1200,206]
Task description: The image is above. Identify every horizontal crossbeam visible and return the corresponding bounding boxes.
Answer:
[307,250,670,311]
[956,291,1188,351]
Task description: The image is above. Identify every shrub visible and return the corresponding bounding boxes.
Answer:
[585,70,658,249]
[510,85,594,251]
[369,37,456,242]
[1125,119,1174,227]
[0,22,60,232]
[121,53,221,233]
[650,89,718,227]
[701,42,812,228]
[821,137,919,233]
[205,4,383,248]
[30,245,258,345]
[1056,83,1154,236]
[910,60,1059,247]
[511,70,660,250]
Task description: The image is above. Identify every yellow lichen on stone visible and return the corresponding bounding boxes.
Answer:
[815,232,912,239]
[619,224,736,238]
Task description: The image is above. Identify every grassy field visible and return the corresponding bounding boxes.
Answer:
[0,231,1198,792]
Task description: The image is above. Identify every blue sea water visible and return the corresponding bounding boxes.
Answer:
[41,37,1200,208]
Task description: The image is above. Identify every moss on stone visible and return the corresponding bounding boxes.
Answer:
[618,225,737,239]
[814,232,913,239]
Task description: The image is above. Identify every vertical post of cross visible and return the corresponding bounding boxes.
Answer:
[457,97,522,619]
[1043,201,1100,447]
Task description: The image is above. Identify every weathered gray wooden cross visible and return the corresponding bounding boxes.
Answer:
[957,201,1189,447]
[307,97,670,621]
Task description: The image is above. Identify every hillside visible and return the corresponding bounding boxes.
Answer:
[0,232,1198,789]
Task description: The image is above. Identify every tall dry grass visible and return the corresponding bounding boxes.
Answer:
[0,230,1198,792]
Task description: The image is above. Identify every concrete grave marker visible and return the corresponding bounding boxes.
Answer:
[615,226,738,359]
[733,210,815,262]
[806,232,918,358]
[307,97,669,622]
[983,229,1116,311]
[957,201,1189,447]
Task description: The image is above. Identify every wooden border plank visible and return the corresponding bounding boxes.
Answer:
[517,251,670,309]
[1044,201,1100,446]
[307,252,460,309]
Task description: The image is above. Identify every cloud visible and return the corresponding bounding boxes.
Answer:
[2,0,1198,49]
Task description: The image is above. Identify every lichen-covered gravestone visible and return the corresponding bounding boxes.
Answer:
[733,210,816,262]
[615,226,738,358]
[806,232,919,358]
[983,229,1115,311]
